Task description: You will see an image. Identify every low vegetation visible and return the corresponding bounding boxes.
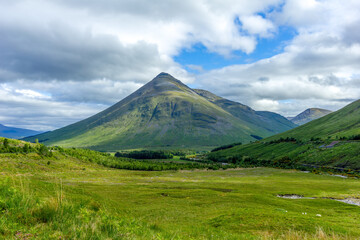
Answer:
[0,137,238,172]
[210,142,242,152]
[1,154,360,239]
[208,138,360,177]
[115,150,173,159]
[339,134,360,140]
[0,138,52,156]
[0,179,159,239]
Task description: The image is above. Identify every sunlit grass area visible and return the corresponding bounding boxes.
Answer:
[1,150,360,239]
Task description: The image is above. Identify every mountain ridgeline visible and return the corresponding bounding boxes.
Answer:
[0,124,42,139]
[289,108,332,125]
[24,73,296,151]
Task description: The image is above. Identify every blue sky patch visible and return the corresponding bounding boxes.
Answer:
[174,26,297,73]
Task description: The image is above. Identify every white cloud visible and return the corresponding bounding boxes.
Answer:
[186,65,204,73]
[252,99,280,112]
[14,89,51,99]
[240,15,275,37]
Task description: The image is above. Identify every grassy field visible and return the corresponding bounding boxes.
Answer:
[1,150,360,239]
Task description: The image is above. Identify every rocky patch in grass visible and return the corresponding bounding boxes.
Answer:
[277,194,360,206]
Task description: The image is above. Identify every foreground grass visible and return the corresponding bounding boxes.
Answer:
[1,150,360,239]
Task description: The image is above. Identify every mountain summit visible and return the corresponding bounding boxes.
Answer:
[24,73,296,150]
[290,108,332,125]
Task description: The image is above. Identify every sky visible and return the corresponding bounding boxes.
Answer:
[0,0,360,131]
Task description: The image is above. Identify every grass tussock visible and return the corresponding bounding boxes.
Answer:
[0,179,164,239]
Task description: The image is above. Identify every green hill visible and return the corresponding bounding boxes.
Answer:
[24,73,295,151]
[208,99,360,170]
[289,108,332,125]
[271,100,359,140]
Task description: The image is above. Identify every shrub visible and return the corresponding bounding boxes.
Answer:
[211,142,242,152]
[115,150,173,159]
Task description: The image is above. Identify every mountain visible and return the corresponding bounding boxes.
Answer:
[208,99,360,169]
[0,124,42,139]
[289,108,332,125]
[24,73,296,151]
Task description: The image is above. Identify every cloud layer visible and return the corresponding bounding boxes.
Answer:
[0,0,359,130]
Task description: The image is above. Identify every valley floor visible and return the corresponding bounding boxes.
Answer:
[1,154,360,239]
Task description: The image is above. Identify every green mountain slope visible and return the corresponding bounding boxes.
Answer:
[24,73,295,151]
[208,99,360,170]
[289,108,332,125]
[271,100,359,140]
[0,123,42,139]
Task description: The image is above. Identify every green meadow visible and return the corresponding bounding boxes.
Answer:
[1,149,360,239]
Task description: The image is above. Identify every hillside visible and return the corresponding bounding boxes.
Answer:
[0,123,42,139]
[290,108,332,125]
[208,99,360,170]
[271,100,359,140]
[24,73,295,151]
[194,89,295,134]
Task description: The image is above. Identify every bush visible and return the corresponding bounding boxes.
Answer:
[114,150,173,159]
[211,142,242,152]
[268,137,298,144]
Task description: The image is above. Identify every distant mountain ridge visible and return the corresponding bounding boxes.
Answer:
[290,108,332,125]
[0,124,42,139]
[194,89,296,133]
[24,73,296,150]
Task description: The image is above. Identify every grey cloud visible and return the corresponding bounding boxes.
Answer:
[308,75,343,86]
[0,23,169,82]
[343,20,360,45]
[55,0,197,20]
[0,95,104,131]
[348,78,360,87]
[258,77,269,82]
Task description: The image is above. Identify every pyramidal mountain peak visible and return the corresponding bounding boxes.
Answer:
[149,72,185,87]
[129,72,196,99]
[24,73,296,150]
